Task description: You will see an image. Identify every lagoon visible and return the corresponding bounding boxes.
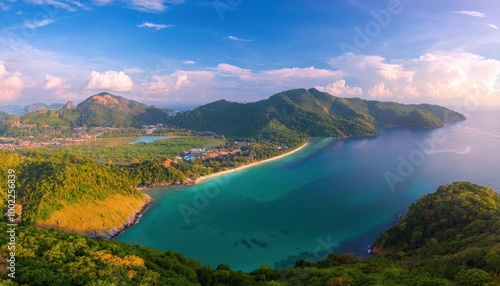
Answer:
[79,136,173,147]
[116,110,500,272]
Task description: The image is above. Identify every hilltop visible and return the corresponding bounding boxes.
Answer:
[168,88,465,137]
[0,151,149,238]
[0,89,465,141]
[0,93,173,139]
[1,182,498,285]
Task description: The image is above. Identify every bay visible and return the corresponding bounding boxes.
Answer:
[116,110,500,272]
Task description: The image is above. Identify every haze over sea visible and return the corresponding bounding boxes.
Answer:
[117,110,500,272]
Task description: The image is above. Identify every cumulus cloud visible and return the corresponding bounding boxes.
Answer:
[85,70,133,92]
[327,52,500,100]
[183,60,195,65]
[0,64,23,101]
[487,24,498,30]
[43,74,70,89]
[368,83,392,98]
[137,22,172,30]
[316,80,363,96]
[146,71,210,95]
[450,10,486,17]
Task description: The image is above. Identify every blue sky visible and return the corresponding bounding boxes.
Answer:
[1,0,500,110]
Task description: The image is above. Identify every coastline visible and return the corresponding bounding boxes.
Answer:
[195,142,308,184]
[109,143,307,239]
[99,193,154,240]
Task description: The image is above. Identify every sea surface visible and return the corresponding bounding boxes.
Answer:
[116,110,500,272]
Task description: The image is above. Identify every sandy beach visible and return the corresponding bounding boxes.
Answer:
[195,142,308,184]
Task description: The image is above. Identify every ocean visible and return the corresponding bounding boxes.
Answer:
[116,110,500,272]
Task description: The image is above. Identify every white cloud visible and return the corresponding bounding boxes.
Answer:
[216,63,253,80]
[224,35,253,42]
[327,52,500,101]
[262,67,341,79]
[92,0,113,5]
[0,64,24,101]
[368,82,393,98]
[123,67,145,74]
[450,10,486,17]
[487,24,498,30]
[0,1,12,11]
[316,80,363,96]
[147,71,212,95]
[24,19,55,29]
[85,70,133,92]
[24,0,79,11]
[137,22,172,30]
[183,60,195,65]
[43,74,70,89]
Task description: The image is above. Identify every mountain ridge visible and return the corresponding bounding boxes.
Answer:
[168,88,466,137]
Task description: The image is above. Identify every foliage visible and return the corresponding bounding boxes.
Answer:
[61,137,225,164]
[169,88,465,137]
[0,150,145,236]
[1,182,498,285]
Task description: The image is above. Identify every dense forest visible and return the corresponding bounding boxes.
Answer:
[0,127,306,237]
[0,89,465,141]
[168,88,466,137]
[1,182,498,285]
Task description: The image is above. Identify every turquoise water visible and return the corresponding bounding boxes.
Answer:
[116,111,500,271]
[128,136,173,144]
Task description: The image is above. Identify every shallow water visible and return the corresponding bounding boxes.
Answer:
[116,110,500,271]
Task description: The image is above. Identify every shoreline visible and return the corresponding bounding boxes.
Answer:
[195,142,308,184]
[108,143,308,239]
[100,194,154,240]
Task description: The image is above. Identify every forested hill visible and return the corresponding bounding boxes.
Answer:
[1,182,498,285]
[0,93,173,136]
[168,88,465,137]
[0,151,147,238]
[75,92,172,127]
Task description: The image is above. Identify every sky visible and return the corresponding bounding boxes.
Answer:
[0,0,500,111]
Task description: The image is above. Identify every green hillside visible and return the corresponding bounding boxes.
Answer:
[75,92,171,128]
[0,151,147,237]
[374,182,500,273]
[169,88,465,137]
[0,93,173,138]
[1,182,498,285]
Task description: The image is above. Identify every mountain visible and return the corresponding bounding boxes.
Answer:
[24,103,65,113]
[1,182,498,285]
[168,88,466,137]
[75,92,171,127]
[62,101,76,110]
[0,103,65,115]
[0,93,173,137]
[0,105,24,115]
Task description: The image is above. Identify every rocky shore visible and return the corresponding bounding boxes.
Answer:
[89,194,154,239]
